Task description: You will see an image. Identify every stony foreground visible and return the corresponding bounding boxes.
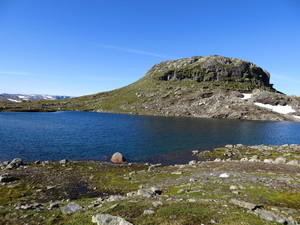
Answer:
[1,145,300,225]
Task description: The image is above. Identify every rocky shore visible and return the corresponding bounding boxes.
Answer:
[1,145,300,225]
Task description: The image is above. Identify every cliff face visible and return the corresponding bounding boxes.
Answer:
[147,55,272,88]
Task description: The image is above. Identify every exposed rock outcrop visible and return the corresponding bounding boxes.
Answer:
[148,55,272,88]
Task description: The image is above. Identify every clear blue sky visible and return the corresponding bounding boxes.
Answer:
[0,0,299,96]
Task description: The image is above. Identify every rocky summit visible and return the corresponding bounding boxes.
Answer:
[1,55,299,122]
[148,55,272,88]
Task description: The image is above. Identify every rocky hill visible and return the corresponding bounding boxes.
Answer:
[1,55,300,122]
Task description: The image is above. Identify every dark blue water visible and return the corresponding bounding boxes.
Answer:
[0,111,300,164]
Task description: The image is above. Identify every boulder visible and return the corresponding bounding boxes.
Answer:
[152,201,163,208]
[6,158,23,169]
[0,174,18,183]
[274,157,287,164]
[143,209,155,215]
[286,160,299,166]
[60,202,82,214]
[188,160,197,165]
[59,159,69,164]
[111,152,126,164]
[92,214,133,225]
[106,195,125,202]
[263,159,273,164]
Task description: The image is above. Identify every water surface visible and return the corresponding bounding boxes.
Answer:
[0,111,300,164]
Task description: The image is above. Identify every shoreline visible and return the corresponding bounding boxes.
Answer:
[1,108,300,123]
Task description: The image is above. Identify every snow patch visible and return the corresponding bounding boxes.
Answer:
[219,173,230,178]
[8,99,21,103]
[241,93,253,100]
[254,102,296,114]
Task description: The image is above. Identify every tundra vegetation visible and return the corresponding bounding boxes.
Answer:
[1,145,300,225]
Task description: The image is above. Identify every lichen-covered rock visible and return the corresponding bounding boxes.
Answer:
[92,214,133,225]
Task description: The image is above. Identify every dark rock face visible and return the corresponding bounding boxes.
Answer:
[148,55,272,88]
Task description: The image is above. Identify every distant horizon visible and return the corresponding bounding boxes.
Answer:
[1,0,299,96]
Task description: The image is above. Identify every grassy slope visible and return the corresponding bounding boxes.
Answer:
[0,73,274,114]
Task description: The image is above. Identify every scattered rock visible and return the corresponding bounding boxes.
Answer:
[274,157,287,164]
[171,171,182,175]
[111,152,126,164]
[188,160,197,165]
[148,163,161,171]
[229,185,238,191]
[230,199,297,225]
[6,158,23,169]
[0,174,18,183]
[152,201,163,208]
[59,159,68,164]
[15,203,43,210]
[286,160,299,166]
[137,187,162,197]
[92,214,133,225]
[48,202,60,210]
[263,159,273,164]
[60,202,82,214]
[106,195,125,202]
[192,150,199,155]
[240,158,248,162]
[225,145,234,148]
[189,178,196,182]
[143,209,155,215]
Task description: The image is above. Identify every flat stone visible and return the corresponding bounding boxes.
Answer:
[92,214,133,225]
[60,202,82,214]
[143,209,155,215]
[106,195,125,202]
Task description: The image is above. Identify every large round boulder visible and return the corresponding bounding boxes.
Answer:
[111,152,126,164]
